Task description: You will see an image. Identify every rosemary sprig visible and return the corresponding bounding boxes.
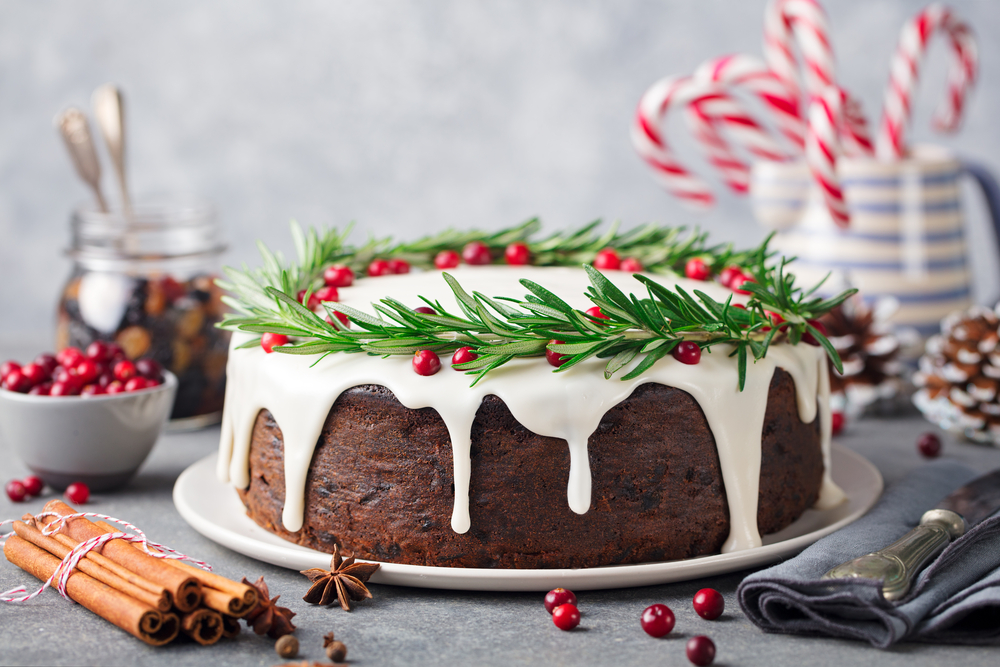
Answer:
[216,221,855,390]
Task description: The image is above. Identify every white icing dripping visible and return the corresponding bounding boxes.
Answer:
[217,266,845,547]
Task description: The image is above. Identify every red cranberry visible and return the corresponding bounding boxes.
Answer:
[765,311,785,326]
[412,350,441,376]
[640,603,675,637]
[53,366,77,385]
[6,479,27,502]
[621,257,644,272]
[918,432,942,458]
[56,347,84,369]
[260,333,289,354]
[21,475,43,497]
[544,588,577,614]
[368,259,392,276]
[387,258,411,274]
[135,358,163,381]
[1,360,21,378]
[323,264,354,288]
[314,286,340,303]
[672,341,702,365]
[65,482,90,505]
[81,384,107,397]
[97,373,114,388]
[86,341,112,362]
[50,381,79,397]
[4,369,33,393]
[326,312,350,328]
[34,354,58,376]
[732,274,755,295]
[113,359,138,382]
[28,382,52,396]
[504,242,531,265]
[693,588,725,620]
[297,289,322,310]
[75,359,99,385]
[831,411,845,436]
[718,266,742,288]
[124,377,149,392]
[551,603,580,631]
[159,276,186,303]
[414,306,436,315]
[20,362,47,386]
[462,241,492,266]
[106,381,126,394]
[106,343,125,362]
[434,250,461,269]
[685,258,711,281]
[686,636,716,666]
[802,319,827,346]
[451,346,478,367]
[545,340,568,368]
[586,306,610,321]
[593,248,621,270]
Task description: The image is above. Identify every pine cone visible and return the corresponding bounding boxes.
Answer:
[913,305,1000,443]
[819,298,901,413]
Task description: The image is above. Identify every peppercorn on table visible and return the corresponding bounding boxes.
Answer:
[2,341,1000,666]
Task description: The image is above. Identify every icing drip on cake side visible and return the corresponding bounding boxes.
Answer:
[217,266,845,551]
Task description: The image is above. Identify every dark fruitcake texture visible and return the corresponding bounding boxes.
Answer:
[238,369,823,569]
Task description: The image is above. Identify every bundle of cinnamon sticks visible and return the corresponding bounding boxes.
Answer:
[3,500,258,646]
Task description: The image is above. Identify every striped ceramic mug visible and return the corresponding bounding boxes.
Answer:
[750,146,1000,337]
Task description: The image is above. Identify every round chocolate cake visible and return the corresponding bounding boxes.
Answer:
[218,266,844,569]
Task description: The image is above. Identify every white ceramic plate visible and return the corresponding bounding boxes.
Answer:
[173,443,882,591]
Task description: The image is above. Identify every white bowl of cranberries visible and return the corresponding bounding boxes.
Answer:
[0,342,177,492]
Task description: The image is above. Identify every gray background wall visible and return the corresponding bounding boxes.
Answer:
[1,0,998,341]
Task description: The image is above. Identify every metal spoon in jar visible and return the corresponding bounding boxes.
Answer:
[55,107,108,213]
[91,83,131,215]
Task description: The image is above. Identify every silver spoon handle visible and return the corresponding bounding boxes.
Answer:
[821,509,965,601]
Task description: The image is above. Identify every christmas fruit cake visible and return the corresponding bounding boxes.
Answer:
[216,222,849,569]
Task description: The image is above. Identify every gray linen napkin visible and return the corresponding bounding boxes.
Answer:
[737,460,1000,648]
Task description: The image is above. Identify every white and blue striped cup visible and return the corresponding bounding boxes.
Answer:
[750,146,1000,337]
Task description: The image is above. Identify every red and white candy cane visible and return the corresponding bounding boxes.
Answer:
[0,512,211,604]
[876,3,978,160]
[806,86,852,227]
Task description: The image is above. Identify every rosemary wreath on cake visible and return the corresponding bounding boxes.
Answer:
[216,219,855,390]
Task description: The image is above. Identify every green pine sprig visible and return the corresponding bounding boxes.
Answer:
[216,220,855,390]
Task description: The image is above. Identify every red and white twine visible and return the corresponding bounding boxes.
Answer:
[0,512,211,604]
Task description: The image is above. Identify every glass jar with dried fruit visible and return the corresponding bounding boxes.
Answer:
[57,199,229,426]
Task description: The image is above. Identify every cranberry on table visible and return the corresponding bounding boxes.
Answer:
[261,333,290,354]
[412,350,441,376]
[368,259,392,277]
[462,241,492,266]
[718,266,742,288]
[686,635,716,666]
[65,482,90,505]
[640,603,675,637]
[918,432,942,458]
[586,306,610,321]
[672,341,702,365]
[387,258,411,275]
[802,319,827,346]
[544,588,577,614]
[451,346,478,367]
[414,306,436,315]
[323,264,354,288]
[6,479,27,502]
[593,248,621,270]
[692,588,725,620]
[620,257,644,272]
[326,311,351,328]
[504,242,531,266]
[434,249,461,269]
[545,340,568,368]
[114,359,138,382]
[551,603,580,631]
[764,311,785,326]
[831,411,845,436]
[21,475,43,497]
[313,286,340,303]
[685,257,711,281]
[297,289,321,310]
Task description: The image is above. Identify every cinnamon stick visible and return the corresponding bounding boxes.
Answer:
[3,535,180,646]
[220,614,241,638]
[41,500,201,612]
[49,532,170,602]
[94,521,258,617]
[11,521,171,612]
[180,608,224,645]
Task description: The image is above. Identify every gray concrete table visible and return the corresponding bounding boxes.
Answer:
[2,352,1000,665]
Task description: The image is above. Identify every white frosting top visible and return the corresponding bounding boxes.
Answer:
[217,266,845,554]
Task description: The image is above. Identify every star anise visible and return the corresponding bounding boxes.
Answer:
[300,545,381,611]
[242,576,297,638]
